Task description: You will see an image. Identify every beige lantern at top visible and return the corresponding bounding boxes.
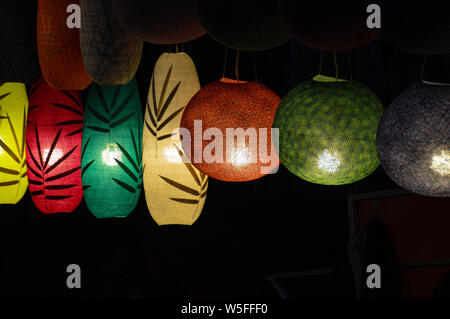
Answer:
[143,52,208,226]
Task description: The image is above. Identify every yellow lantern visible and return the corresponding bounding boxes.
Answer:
[0,83,28,204]
[143,53,208,226]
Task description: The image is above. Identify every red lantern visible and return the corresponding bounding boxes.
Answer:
[180,78,280,182]
[26,77,84,214]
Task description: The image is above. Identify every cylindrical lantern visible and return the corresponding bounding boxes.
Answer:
[143,53,208,226]
[112,0,205,44]
[377,81,449,197]
[0,1,40,84]
[375,1,450,55]
[80,0,143,86]
[37,0,92,90]
[81,79,143,218]
[277,0,378,51]
[273,75,383,185]
[197,0,290,51]
[26,77,84,214]
[180,78,280,182]
[0,83,28,204]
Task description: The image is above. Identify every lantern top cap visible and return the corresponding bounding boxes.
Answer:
[219,77,250,84]
[422,80,450,86]
[313,74,347,83]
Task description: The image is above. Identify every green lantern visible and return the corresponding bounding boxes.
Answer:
[274,75,383,185]
[81,78,143,218]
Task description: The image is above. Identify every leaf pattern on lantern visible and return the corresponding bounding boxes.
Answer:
[144,65,185,148]
[159,144,208,221]
[0,91,28,188]
[26,88,84,201]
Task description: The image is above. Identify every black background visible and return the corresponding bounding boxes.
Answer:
[0,30,449,299]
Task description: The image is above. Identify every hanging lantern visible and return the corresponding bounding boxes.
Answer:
[180,78,280,182]
[277,0,378,51]
[197,0,290,51]
[143,52,208,226]
[111,0,205,44]
[81,79,143,218]
[0,83,28,204]
[26,77,84,214]
[37,0,92,90]
[377,82,449,197]
[375,1,450,55]
[0,1,40,84]
[273,75,383,185]
[80,0,143,86]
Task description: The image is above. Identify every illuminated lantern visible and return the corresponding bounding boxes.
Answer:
[0,83,28,204]
[375,1,450,54]
[143,53,208,225]
[273,75,383,185]
[81,79,143,218]
[80,0,143,86]
[26,77,84,214]
[377,82,450,197]
[37,0,92,90]
[112,0,205,44]
[180,78,280,182]
[277,0,378,51]
[197,0,290,51]
[0,1,40,84]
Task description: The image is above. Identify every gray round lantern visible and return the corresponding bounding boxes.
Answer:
[376,81,450,197]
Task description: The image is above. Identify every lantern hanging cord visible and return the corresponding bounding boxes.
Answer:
[252,52,258,82]
[333,51,338,80]
[235,49,240,82]
[222,47,228,78]
[176,44,179,53]
[347,50,353,80]
[420,54,428,81]
[318,51,324,75]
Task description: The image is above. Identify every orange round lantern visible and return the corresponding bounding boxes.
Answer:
[37,0,92,90]
[180,78,280,182]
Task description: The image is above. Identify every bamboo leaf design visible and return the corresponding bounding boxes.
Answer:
[115,142,139,174]
[111,112,134,128]
[0,92,11,100]
[43,127,63,169]
[111,89,135,119]
[87,104,109,123]
[49,103,83,116]
[112,178,136,193]
[114,158,138,182]
[159,175,200,196]
[169,198,199,205]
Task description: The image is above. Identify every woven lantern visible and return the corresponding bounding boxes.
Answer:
[37,0,92,90]
[80,0,143,86]
[273,75,383,185]
[375,1,450,55]
[377,82,449,197]
[180,78,280,182]
[112,0,205,44]
[0,1,40,84]
[81,79,143,218]
[26,77,84,214]
[0,83,28,204]
[197,0,290,51]
[143,52,208,226]
[277,0,378,51]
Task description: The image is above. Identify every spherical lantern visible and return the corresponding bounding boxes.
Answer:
[26,77,84,214]
[111,0,205,44]
[277,0,378,51]
[80,0,143,86]
[143,52,208,226]
[375,1,450,55]
[81,79,143,218]
[377,82,449,197]
[0,83,28,204]
[0,1,40,84]
[273,75,383,185]
[180,78,280,182]
[197,0,290,51]
[37,0,92,90]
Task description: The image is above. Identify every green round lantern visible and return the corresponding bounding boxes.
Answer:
[274,75,383,185]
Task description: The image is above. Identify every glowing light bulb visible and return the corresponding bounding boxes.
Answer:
[42,148,63,166]
[230,146,250,166]
[163,146,182,163]
[102,144,122,166]
[431,150,450,176]
[318,149,340,173]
